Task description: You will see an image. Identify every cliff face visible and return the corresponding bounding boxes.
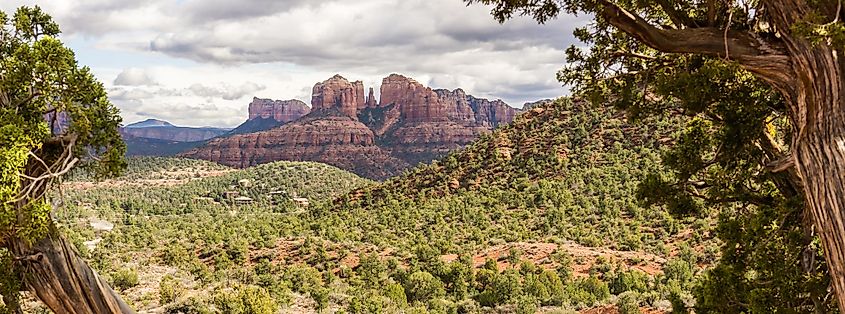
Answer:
[434,89,519,128]
[182,115,409,180]
[229,98,311,135]
[380,74,449,124]
[311,75,365,117]
[183,73,522,180]
[248,98,310,123]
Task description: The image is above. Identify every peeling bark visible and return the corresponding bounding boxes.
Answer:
[596,0,845,310]
[9,231,134,314]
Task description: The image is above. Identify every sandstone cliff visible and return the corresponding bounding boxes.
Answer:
[248,97,310,122]
[183,73,523,180]
[182,114,408,180]
[230,98,311,134]
[311,75,365,117]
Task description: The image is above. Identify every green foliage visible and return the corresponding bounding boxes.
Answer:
[212,285,277,314]
[568,275,611,307]
[405,271,446,303]
[467,0,839,311]
[159,275,183,305]
[0,249,21,314]
[310,287,330,313]
[0,5,125,309]
[616,291,642,314]
[110,268,139,291]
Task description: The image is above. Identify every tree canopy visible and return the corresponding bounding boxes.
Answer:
[467,0,844,312]
[0,6,127,313]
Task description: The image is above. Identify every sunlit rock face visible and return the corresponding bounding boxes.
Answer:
[184,73,523,179]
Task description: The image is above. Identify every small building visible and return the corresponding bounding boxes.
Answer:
[292,197,310,207]
[222,191,240,199]
[234,196,254,205]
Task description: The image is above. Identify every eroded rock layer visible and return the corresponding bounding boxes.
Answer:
[184,73,523,180]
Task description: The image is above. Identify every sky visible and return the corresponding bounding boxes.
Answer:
[1,0,589,128]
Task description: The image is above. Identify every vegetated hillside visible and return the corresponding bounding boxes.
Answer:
[52,100,717,314]
[310,98,716,311]
[123,135,207,156]
[68,156,231,182]
[51,157,374,313]
[332,97,692,254]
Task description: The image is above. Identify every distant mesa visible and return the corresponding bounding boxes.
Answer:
[125,118,175,128]
[181,73,524,180]
[121,118,230,144]
[228,98,310,135]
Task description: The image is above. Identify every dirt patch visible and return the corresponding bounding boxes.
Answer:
[65,169,234,190]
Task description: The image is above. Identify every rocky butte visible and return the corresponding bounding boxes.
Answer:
[228,98,310,135]
[182,74,521,180]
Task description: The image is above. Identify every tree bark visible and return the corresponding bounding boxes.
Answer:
[794,101,845,312]
[9,230,135,314]
[595,0,845,311]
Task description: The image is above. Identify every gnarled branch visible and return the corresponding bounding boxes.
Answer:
[597,0,795,91]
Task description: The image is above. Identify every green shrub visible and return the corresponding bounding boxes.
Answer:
[159,275,183,305]
[385,282,408,308]
[567,275,610,307]
[616,291,641,314]
[609,268,649,294]
[111,268,139,291]
[405,271,445,303]
[348,293,387,314]
[310,287,331,313]
[212,285,277,314]
[515,295,538,314]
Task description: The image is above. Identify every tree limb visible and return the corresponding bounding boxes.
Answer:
[654,0,696,28]
[597,0,795,89]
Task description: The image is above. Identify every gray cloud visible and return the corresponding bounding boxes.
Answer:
[188,82,266,100]
[114,68,157,86]
[2,0,585,126]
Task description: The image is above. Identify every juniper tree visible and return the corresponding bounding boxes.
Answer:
[0,6,130,313]
[467,0,845,311]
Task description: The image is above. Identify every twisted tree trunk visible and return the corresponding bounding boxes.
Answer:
[596,0,845,310]
[9,229,135,313]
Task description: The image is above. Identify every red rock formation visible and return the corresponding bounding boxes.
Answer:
[435,89,519,128]
[365,87,378,108]
[434,88,477,125]
[311,75,365,117]
[248,97,310,123]
[468,96,518,128]
[182,115,408,180]
[183,73,523,180]
[379,74,448,123]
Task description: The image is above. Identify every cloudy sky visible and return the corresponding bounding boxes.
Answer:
[2,0,587,128]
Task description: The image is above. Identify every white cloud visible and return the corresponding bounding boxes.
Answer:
[114,68,157,86]
[1,0,585,127]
